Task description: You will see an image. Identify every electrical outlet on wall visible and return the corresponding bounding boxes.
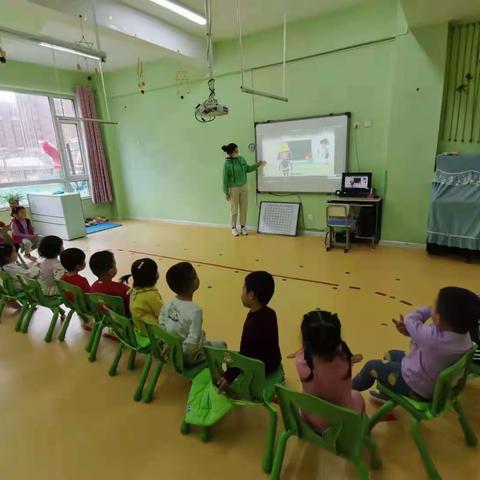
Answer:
[307,214,313,220]
[364,120,372,128]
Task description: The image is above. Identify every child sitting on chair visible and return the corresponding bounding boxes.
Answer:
[353,287,480,402]
[159,262,225,365]
[60,248,91,293]
[11,206,39,261]
[295,310,365,432]
[90,250,130,314]
[0,243,40,289]
[218,271,282,391]
[38,235,65,296]
[122,258,163,332]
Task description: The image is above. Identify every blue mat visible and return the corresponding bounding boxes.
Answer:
[86,222,122,235]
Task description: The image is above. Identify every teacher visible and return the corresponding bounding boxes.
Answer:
[222,143,265,237]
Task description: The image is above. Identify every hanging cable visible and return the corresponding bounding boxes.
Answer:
[282,12,287,97]
[236,0,246,88]
[236,0,288,102]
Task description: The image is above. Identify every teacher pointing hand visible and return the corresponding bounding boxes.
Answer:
[222,143,265,237]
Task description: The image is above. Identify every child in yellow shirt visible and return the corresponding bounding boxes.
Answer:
[122,258,163,332]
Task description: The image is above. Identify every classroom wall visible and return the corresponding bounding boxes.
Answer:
[0,60,115,221]
[103,0,448,243]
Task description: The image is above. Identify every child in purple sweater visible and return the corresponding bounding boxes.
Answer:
[353,287,480,401]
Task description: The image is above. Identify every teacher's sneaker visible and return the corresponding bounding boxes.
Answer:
[240,227,248,236]
[231,227,239,237]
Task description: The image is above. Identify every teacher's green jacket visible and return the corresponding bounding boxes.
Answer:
[222,156,257,195]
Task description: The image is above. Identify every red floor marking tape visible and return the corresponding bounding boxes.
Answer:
[124,249,340,287]
[375,291,387,296]
[379,413,397,422]
[349,286,361,290]
[400,300,413,306]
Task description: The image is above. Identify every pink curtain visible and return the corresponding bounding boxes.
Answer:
[75,85,113,204]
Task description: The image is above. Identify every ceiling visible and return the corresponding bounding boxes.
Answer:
[0,0,365,71]
[122,0,364,40]
[0,0,480,72]
[0,0,170,71]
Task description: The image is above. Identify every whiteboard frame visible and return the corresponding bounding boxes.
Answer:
[255,112,351,194]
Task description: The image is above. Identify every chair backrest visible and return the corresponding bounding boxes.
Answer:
[106,309,138,349]
[327,204,350,219]
[143,323,186,374]
[430,343,477,415]
[275,384,367,459]
[19,276,48,304]
[0,270,20,296]
[85,293,125,324]
[57,280,90,317]
[204,346,267,402]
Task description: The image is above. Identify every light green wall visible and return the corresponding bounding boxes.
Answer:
[383,24,448,242]
[103,0,449,242]
[0,60,114,220]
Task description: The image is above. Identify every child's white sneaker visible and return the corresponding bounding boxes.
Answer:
[240,227,248,236]
[231,227,239,237]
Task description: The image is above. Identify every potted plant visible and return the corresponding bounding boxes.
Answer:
[0,192,25,209]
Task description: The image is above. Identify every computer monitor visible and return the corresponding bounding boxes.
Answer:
[341,172,372,196]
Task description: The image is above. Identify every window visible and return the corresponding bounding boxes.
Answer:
[0,89,90,208]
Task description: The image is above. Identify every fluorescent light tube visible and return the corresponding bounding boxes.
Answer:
[39,42,102,61]
[149,0,207,25]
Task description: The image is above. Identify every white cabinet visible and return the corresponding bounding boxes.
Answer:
[27,193,86,240]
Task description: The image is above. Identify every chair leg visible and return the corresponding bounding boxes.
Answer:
[127,350,137,370]
[353,457,370,480]
[44,310,59,343]
[21,306,36,333]
[134,354,152,401]
[58,310,75,342]
[411,418,441,480]
[15,306,29,332]
[85,322,100,352]
[364,434,382,470]
[201,426,211,443]
[262,404,278,474]
[0,299,6,321]
[271,431,292,480]
[143,361,164,403]
[45,309,60,343]
[88,323,104,362]
[452,399,478,447]
[345,228,350,252]
[180,419,191,435]
[368,400,396,432]
[109,344,125,376]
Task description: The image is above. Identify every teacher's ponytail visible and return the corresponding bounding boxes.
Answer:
[221,143,238,155]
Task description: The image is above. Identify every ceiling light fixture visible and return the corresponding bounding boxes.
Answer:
[0,26,107,62]
[39,42,102,61]
[149,0,206,25]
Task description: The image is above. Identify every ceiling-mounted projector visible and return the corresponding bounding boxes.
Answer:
[195,78,229,122]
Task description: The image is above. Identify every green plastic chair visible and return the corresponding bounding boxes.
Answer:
[181,346,284,474]
[105,309,158,401]
[142,322,206,403]
[369,345,478,480]
[85,293,125,362]
[271,384,381,480]
[0,271,32,331]
[18,276,65,342]
[56,280,92,342]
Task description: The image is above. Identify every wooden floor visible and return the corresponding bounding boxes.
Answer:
[1,220,479,480]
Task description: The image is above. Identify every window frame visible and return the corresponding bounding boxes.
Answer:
[0,87,91,207]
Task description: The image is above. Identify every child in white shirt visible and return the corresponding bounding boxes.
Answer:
[38,235,65,296]
[0,243,40,289]
[159,262,226,365]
